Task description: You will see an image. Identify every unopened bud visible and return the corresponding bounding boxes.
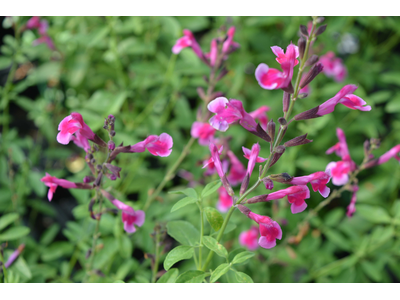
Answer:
[85,249,92,259]
[298,37,306,60]
[83,176,95,183]
[270,146,286,167]
[278,117,287,126]
[316,17,325,23]
[282,92,290,112]
[315,24,327,36]
[267,119,276,142]
[96,164,103,171]
[94,172,103,187]
[246,195,269,204]
[299,25,309,37]
[222,174,235,196]
[104,118,108,127]
[108,140,115,151]
[298,93,308,99]
[90,158,96,164]
[305,54,319,67]
[110,130,116,137]
[370,138,380,149]
[237,204,251,216]
[251,123,271,142]
[284,134,313,147]
[108,114,115,121]
[294,106,320,121]
[269,172,293,183]
[282,81,294,94]
[262,178,274,190]
[240,173,250,196]
[363,139,370,156]
[300,63,323,89]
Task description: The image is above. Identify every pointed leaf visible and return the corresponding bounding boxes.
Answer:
[357,205,391,224]
[171,197,198,212]
[157,268,179,283]
[164,246,194,271]
[0,213,19,231]
[176,270,207,283]
[169,188,198,200]
[235,271,254,283]
[202,236,228,258]
[204,207,223,232]
[201,180,222,198]
[210,263,230,283]
[232,251,255,265]
[166,221,199,246]
[0,226,30,241]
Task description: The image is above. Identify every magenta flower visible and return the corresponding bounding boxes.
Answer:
[325,161,352,186]
[242,143,267,177]
[207,39,218,67]
[172,29,205,62]
[239,225,259,251]
[326,128,351,159]
[41,173,92,201]
[57,112,95,145]
[364,145,400,168]
[347,185,359,217]
[227,150,246,186]
[71,131,91,152]
[26,16,40,29]
[249,106,270,130]
[222,27,239,54]
[216,186,233,213]
[101,190,145,233]
[32,35,55,50]
[255,43,298,90]
[130,133,173,157]
[208,143,226,179]
[320,51,347,82]
[191,122,216,146]
[208,97,257,132]
[248,211,282,249]
[288,171,331,198]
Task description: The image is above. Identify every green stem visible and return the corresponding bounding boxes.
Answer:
[198,206,204,270]
[151,228,161,283]
[0,248,8,283]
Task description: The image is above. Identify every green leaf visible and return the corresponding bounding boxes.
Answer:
[114,280,125,283]
[324,229,351,251]
[169,188,198,200]
[13,257,32,280]
[210,263,230,283]
[357,205,392,224]
[166,221,199,246]
[170,197,198,212]
[201,180,222,198]
[39,224,60,246]
[204,207,224,232]
[0,226,30,241]
[0,213,19,231]
[232,251,255,265]
[235,271,254,283]
[360,261,382,282]
[176,270,207,283]
[202,236,228,258]
[119,235,132,259]
[157,268,179,283]
[163,246,194,271]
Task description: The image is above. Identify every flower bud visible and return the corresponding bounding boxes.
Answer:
[298,93,308,99]
[237,204,251,216]
[294,106,320,121]
[94,172,103,187]
[246,195,268,204]
[270,146,286,167]
[278,117,287,126]
[83,176,95,183]
[104,163,121,179]
[90,158,96,164]
[298,37,306,60]
[269,172,293,183]
[267,119,276,142]
[299,25,308,37]
[315,24,327,36]
[316,17,325,23]
[262,178,274,190]
[110,130,116,137]
[305,54,319,67]
[92,134,107,148]
[363,139,370,157]
[108,140,115,151]
[282,92,290,112]
[284,134,313,147]
[222,174,235,196]
[282,81,294,94]
[251,123,271,143]
[300,63,323,89]
[240,173,250,196]
[108,114,115,121]
[96,164,103,171]
[217,68,229,81]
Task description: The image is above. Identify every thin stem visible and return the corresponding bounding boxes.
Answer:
[151,228,161,283]
[0,249,8,283]
[198,205,204,270]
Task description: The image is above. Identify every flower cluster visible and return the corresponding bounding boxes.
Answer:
[41,113,173,233]
[25,16,55,50]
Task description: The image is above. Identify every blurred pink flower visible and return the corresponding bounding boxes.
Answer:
[242,143,267,177]
[227,150,246,186]
[364,144,400,168]
[41,173,92,201]
[208,97,257,133]
[239,225,259,251]
[191,121,216,146]
[130,133,173,157]
[347,185,359,217]
[325,160,352,186]
[320,51,347,82]
[249,106,270,130]
[216,186,233,213]
[26,16,40,29]
[172,29,205,62]
[4,244,25,268]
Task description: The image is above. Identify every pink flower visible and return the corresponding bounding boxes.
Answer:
[249,106,270,130]
[5,244,25,268]
[38,19,49,35]
[222,27,239,54]
[57,112,95,145]
[288,171,331,198]
[32,35,55,50]
[299,84,310,95]
[347,185,359,217]
[208,97,257,132]
[320,51,347,82]
[191,122,216,146]
[172,29,205,62]
[217,187,233,213]
[101,190,145,233]
[41,173,92,201]
[255,43,298,90]
[248,212,282,249]
[239,225,259,251]
[130,133,173,157]
[260,185,310,214]
[295,85,371,120]
[227,150,246,186]
[242,143,267,177]
[71,131,91,152]
[208,39,218,67]
[326,128,351,159]
[325,161,352,186]
[207,143,226,179]
[26,16,40,29]
[364,145,400,168]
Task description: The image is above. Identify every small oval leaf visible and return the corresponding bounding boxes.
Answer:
[202,236,228,258]
[164,245,193,271]
[201,180,222,198]
[204,207,223,232]
[232,251,255,265]
[157,268,179,283]
[171,197,197,212]
[0,226,30,242]
[210,263,230,283]
[176,270,207,283]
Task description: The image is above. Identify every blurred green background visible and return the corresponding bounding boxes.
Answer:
[0,16,399,283]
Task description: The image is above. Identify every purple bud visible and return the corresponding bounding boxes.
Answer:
[294,106,320,121]
[269,172,293,183]
[315,24,327,36]
[262,178,274,190]
[237,204,251,216]
[222,174,235,196]
[246,195,269,204]
[284,134,313,147]
[83,176,95,183]
[282,92,290,112]
[282,81,294,94]
[278,117,287,126]
[110,130,116,137]
[298,37,306,60]
[299,25,309,37]
[305,54,319,67]
[240,173,250,196]
[267,119,276,142]
[108,114,115,121]
[270,146,286,167]
[108,141,115,151]
[300,63,323,89]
